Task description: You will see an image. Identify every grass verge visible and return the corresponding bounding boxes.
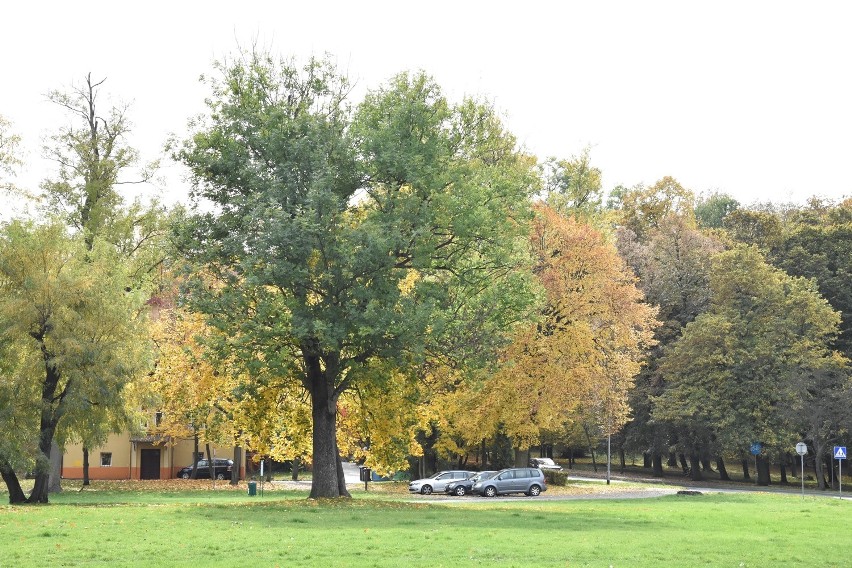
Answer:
[1,481,849,567]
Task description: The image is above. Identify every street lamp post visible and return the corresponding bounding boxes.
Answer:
[795,442,807,499]
[606,433,611,485]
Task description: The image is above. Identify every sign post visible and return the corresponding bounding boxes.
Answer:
[750,443,762,484]
[834,446,846,498]
[795,442,808,499]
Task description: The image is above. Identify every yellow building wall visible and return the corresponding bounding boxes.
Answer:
[62,434,245,480]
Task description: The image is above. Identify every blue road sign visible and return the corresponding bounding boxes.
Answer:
[750,443,762,455]
[834,446,847,460]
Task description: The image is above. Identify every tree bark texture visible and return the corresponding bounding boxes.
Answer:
[678,453,689,475]
[716,457,730,481]
[756,455,771,486]
[231,445,242,486]
[652,453,664,477]
[48,441,63,493]
[82,447,90,486]
[0,456,27,504]
[307,357,350,499]
[689,454,703,481]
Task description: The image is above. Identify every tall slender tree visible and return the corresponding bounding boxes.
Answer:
[37,74,167,489]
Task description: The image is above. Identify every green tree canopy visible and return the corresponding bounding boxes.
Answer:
[0,221,150,503]
[654,245,843,485]
[175,52,539,498]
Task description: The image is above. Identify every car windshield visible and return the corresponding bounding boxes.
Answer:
[474,471,497,481]
[535,458,556,465]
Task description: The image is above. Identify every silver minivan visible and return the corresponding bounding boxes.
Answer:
[472,467,547,497]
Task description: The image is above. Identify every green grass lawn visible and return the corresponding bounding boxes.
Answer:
[1,481,849,567]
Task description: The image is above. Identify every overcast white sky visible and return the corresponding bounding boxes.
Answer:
[2,1,851,216]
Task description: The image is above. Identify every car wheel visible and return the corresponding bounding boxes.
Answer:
[421,485,433,495]
[484,486,497,498]
[528,484,541,497]
[216,473,226,480]
[454,486,467,496]
[180,472,190,479]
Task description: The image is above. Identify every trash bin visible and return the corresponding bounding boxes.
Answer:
[248,481,257,496]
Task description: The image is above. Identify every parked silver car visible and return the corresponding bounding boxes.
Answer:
[472,467,547,497]
[408,470,474,495]
[445,471,497,496]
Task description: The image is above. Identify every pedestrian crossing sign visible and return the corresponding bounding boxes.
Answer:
[834,446,847,460]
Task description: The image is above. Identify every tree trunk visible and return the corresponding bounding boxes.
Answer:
[742,459,750,481]
[619,448,626,473]
[191,433,199,479]
[583,426,597,473]
[307,358,350,499]
[779,459,788,484]
[206,444,214,481]
[701,456,713,472]
[815,447,827,490]
[756,455,771,486]
[678,453,689,475]
[82,447,90,486]
[231,445,242,486]
[513,447,530,468]
[667,452,677,468]
[643,453,652,469]
[689,454,703,482]
[48,441,63,494]
[0,456,27,504]
[652,453,664,477]
[568,448,574,470]
[716,457,730,481]
[291,457,300,481]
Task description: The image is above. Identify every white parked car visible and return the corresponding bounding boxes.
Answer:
[529,457,563,471]
[408,470,474,495]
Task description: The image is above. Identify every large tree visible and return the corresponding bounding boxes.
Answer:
[771,199,852,359]
[36,74,168,490]
[0,221,150,503]
[176,53,538,498]
[615,213,724,477]
[654,245,843,485]
[481,206,658,457]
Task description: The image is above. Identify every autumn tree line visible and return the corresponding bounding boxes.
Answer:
[0,53,849,503]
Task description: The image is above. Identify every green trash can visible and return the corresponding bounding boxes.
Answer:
[248,481,257,496]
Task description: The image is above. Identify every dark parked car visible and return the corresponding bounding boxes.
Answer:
[177,458,234,480]
[445,471,496,496]
[472,467,547,497]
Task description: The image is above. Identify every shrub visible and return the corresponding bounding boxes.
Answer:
[544,470,567,486]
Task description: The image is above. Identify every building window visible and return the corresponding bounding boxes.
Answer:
[100,452,112,467]
[155,411,163,426]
